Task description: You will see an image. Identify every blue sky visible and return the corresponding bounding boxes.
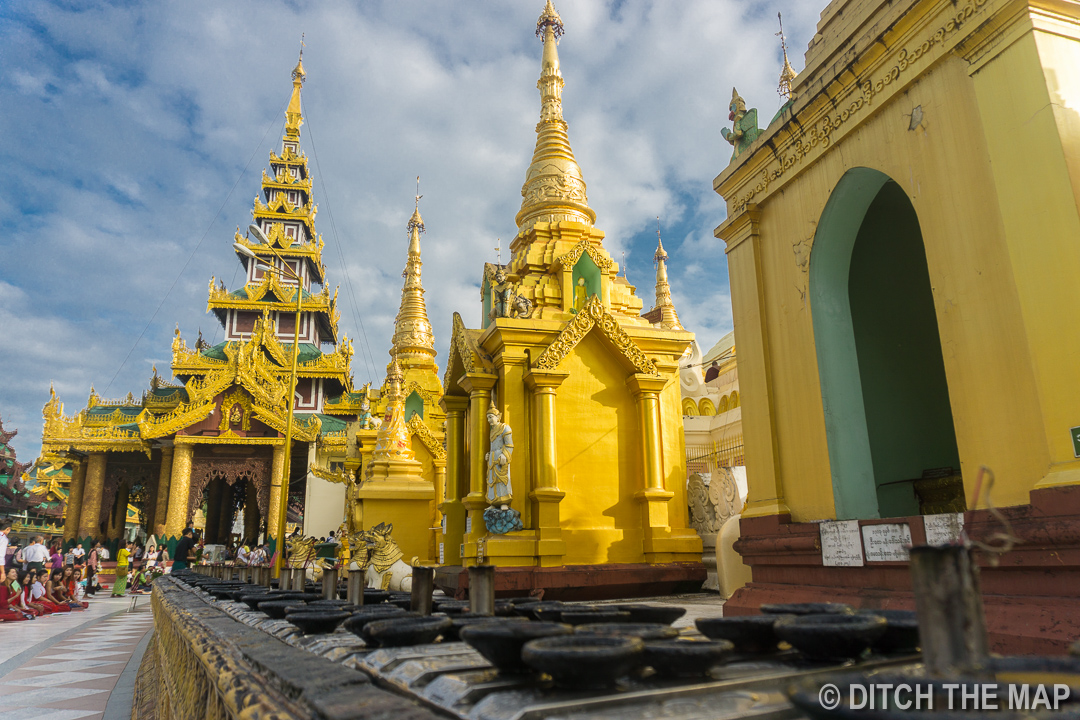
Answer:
[0,0,819,461]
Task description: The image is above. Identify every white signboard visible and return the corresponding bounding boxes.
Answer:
[439,542,445,565]
[862,523,912,562]
[924,512,965,545]
[820,520,865,567]
[466,516,472,534]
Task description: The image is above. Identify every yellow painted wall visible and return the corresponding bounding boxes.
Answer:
[719,2,1080,520]
[556,333,643,563]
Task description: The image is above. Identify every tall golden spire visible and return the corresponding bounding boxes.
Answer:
[285,45,306,139]
[390,187,437,365]
[515,0,596,232]
[653,220,683,330]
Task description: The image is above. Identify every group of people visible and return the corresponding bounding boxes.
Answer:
[1,565,89,622]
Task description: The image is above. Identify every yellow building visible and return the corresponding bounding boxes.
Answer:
[314,204,447,564]
[437,1,703,598]
[714,0,1080,652]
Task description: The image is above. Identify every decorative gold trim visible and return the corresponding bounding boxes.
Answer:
[408,413,446,461]
[173,435,283,445]
[443,312,494,389]
[308,462,351,485]
[555,237,614,272]
[533,295,659,375]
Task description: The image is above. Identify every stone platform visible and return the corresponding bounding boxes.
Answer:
[434,562,707,601]
[726,484,1080,655]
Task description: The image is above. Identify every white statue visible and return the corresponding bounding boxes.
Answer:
[485,404,514,509]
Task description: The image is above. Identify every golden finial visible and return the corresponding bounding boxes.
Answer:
[286,39,306,138]
[392,193,436,364]
[517,0,595,231]
[776,14,797,100]
[652,217,683,331]
[407,176,425,235]
[536,0,564,40]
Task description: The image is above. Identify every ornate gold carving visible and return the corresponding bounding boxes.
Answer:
[407,414,446,461]
[534,295,659,375]
[728,0,991,214]
[443,312,494,390]
[556,237,613,272]
[218,387,253,434]
[308,462,351,485]
[372,359,414,462]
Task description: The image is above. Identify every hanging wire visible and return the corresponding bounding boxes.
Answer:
[962,466,1021,562]
[102,98,290,396]
[301,111,378,384]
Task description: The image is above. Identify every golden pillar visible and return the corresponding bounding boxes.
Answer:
[268,443,286,544]
[78,452,107,542]
[627,374,674,558]
[153,447,174,537]
[716,207,788,518]
[440,395,469,565]
[164,444,194,538]
[63,461,87,545]
[524,368,568,566]
[459,373,498,564]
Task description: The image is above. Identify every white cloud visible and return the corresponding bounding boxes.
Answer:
[0,0,820,461]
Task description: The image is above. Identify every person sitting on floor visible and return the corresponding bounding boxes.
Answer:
[44,569,78,611]
[61,566,89,608]
[1,568,34,621]
[9,569,41,617]
[19,571,47,616]
[30,570,65,613]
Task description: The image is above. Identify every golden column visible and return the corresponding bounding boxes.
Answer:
[440,395,469,565]
[524,368,568,566]
[78,452,107,542]
[154,447,174,537]
[459,373,498,564]
[268,443,286,543]
[164,444,194,539]
[627,374,674,551]
[63,460,86,545]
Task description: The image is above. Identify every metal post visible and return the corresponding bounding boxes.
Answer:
[290,568,306,592]
[411,565,434,616]
[910,545,991,677]
[468,564,495,616]
[347,568,365,605]
[322,568,339,600]
[263,565,273,589]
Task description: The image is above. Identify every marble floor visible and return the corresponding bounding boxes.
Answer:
[0,596,154,720]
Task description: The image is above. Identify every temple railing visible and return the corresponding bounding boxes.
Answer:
[138,577,440,720]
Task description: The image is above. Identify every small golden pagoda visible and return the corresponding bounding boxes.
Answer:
[313,202,446,564]
[438,1,703,596]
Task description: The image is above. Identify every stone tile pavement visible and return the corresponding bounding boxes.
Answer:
[0,595,155,720]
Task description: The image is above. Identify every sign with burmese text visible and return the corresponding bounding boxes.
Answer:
[820,520,864,567]
[862,523,912,562]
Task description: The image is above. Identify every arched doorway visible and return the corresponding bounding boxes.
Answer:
[810,168,961,519]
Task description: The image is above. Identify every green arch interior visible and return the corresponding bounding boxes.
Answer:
[572,253,601,311]
[404,390,424,421]
[810,168,960,519]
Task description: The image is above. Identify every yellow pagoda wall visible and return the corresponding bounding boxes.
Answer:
[719,0,1080,521]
